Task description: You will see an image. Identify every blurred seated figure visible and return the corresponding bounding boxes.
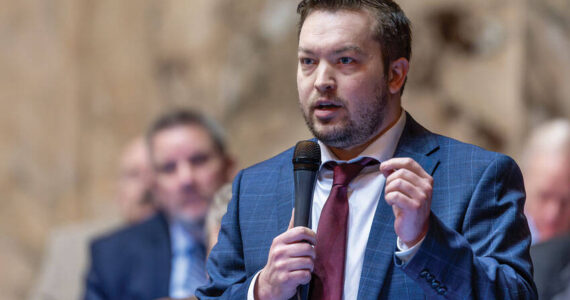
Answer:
[522,119,570,300]
[31,136,156,300]
[522,119,570,244]
[84,109,234,300]
[116,137,156,224]
[530,233,570,300]
[153,182,233,300]
[206,183,232,254]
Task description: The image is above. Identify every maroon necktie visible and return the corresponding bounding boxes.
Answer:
[310,157,378,300]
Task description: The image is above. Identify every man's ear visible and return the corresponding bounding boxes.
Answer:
[388,58,409,94]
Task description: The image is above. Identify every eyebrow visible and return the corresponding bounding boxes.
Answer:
[298,47,315,55]
[333,46,365,55]
[298,45,365,55]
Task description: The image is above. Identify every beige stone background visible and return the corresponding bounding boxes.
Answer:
[0,0,569,299]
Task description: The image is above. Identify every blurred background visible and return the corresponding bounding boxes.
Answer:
[0,0,569,299]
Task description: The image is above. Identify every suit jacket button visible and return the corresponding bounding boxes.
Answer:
[437,286,447,295]
[431,280,440,289]
[425,273,434,281]
[420,269,429,278]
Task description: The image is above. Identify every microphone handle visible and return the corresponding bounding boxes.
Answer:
[293,169,317,227]
[293,169,317,300]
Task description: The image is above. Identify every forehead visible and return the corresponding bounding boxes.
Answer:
[299,9,378,52]
[529,153,570,172]
[151,124,214,157]
[120,140,149,168]
[527,154,570,187]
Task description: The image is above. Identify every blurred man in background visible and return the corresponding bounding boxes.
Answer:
[522,119,570,300]
[522,119,570,245]
[84,109,234,300]
[115,137,157,224]
[156,183,233,300]
[31,136,156,300]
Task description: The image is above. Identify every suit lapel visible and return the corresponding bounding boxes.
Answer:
[391,114,440,176]
[277,149,295,233]
[358,114,440,299]
[125,213,171,299]
[152,213,172,296]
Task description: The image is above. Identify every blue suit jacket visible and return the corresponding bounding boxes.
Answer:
[84,213,171,300]
[197,114,537,299]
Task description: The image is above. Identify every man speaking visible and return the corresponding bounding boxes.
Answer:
[197,0,537,299]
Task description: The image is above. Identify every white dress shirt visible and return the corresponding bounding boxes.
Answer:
[248,110,424,299]
[169,220,208,298]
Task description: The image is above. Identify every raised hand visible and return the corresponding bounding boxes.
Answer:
[381,158,433,247]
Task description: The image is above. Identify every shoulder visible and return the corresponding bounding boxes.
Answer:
[228,146,296,207]
[436,134,508,160]
[403,114,515,167]
[243,146,295,173]
[236,146,295,182]
[90,213,168,256]
[531,233,570,263]
[425,131,524,200]
[404,115,520,182]
[436,134,519,171]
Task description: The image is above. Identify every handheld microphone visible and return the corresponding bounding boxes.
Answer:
[292,140,321,227]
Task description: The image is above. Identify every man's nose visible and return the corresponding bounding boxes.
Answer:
[314,62,336,93]
[177,162,195,186]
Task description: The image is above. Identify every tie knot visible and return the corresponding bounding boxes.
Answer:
[328,157,378,186]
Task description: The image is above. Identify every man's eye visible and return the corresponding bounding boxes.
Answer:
[339,57,355,64]
[189,153,210,166]
[300,58,315,65]
[160,162,176,174]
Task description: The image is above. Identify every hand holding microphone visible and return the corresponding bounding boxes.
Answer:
[254,141,320,300]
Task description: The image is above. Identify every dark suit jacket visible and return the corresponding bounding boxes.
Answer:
[84,213,171,300]
[531,233,570,300]
[196,114,537,299]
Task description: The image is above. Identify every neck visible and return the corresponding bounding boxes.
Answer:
[329,107,402,161]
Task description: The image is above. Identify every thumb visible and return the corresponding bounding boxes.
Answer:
[288,209,295,230]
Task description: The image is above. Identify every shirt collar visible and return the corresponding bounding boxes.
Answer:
[318,109,407,165]
[169,219,206,254]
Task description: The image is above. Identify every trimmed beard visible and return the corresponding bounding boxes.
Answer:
[301,84,388,149]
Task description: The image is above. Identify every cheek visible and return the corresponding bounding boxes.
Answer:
[297,74,313,101]
[154,176,177,198]
[196,162,226,192]
[562,200,570,216]
[344,77,376,98]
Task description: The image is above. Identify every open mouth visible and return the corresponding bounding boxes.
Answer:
[312,100,343,120]
[314,101,342,110]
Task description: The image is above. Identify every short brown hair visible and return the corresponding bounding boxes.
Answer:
[297,0,412,92]
[146,109,227,155]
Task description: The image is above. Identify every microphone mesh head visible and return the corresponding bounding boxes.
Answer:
[293,140,321,170]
